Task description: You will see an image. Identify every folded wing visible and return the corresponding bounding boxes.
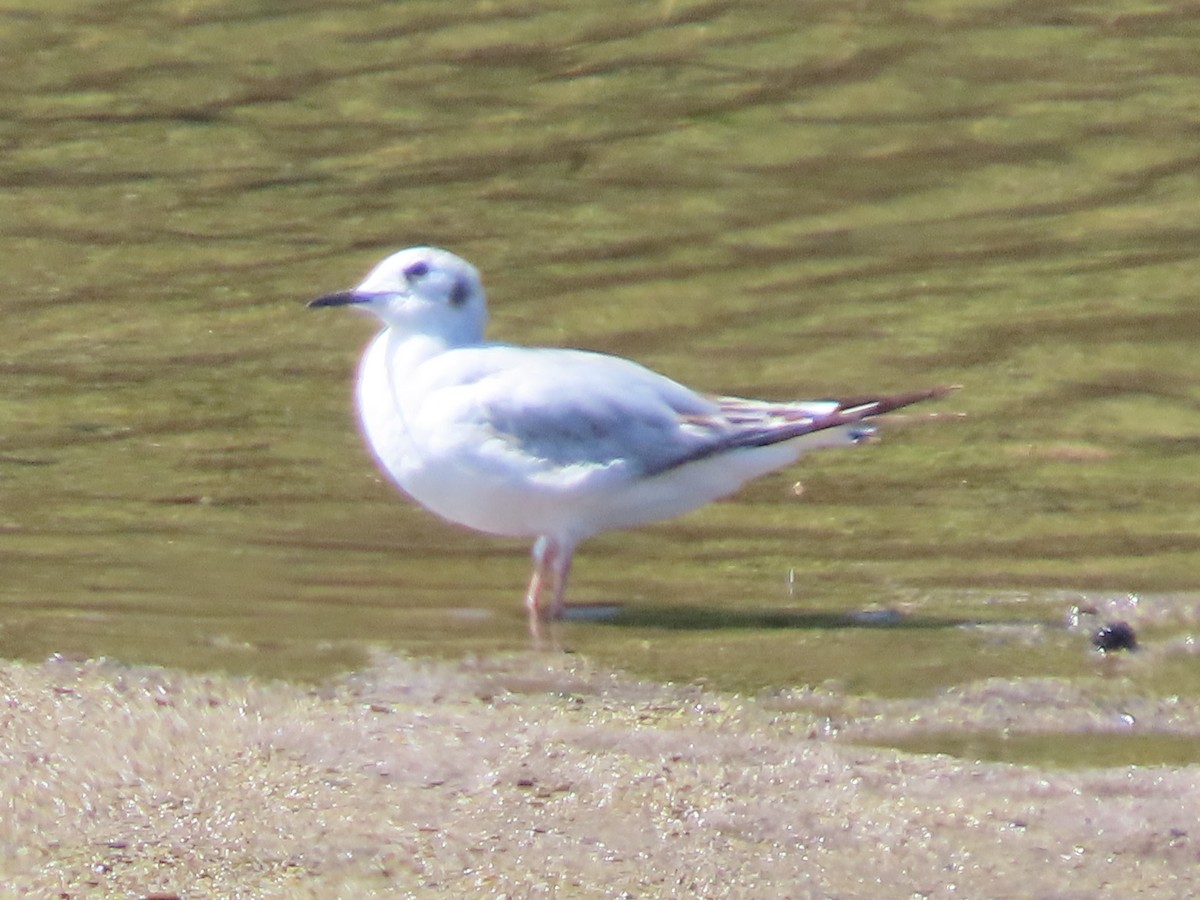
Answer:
[428,346,952,486]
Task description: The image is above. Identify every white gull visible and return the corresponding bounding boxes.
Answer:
[309,247,951,638]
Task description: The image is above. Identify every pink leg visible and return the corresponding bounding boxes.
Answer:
[525,536,575,640]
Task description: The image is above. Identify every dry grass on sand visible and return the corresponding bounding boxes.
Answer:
[1,653,1197,897]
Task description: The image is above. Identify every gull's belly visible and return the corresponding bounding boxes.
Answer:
[399,460,568,537]
[362,413,594,537]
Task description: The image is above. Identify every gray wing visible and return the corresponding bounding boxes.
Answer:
[440,346,952,480]
[466,348,721,478]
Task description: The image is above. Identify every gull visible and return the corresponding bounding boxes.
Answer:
[309,247,951,639]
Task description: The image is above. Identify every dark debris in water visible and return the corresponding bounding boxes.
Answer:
[1092,620,1138,652]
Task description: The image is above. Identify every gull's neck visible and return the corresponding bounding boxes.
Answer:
[381,327,481,375]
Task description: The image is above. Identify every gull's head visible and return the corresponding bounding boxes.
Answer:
[308,246,488,345]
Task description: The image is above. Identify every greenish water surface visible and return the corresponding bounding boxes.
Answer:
[2,0,1199,766]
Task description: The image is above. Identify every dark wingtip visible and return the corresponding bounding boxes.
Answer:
[839,384,960,418]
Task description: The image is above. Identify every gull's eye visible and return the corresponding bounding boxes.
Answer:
[402,260,430,281]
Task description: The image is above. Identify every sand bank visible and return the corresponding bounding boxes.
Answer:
[1,654,1196,897]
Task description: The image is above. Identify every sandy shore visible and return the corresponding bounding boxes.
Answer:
[1,653,1196,898]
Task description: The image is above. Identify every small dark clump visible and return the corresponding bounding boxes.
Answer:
[1092,621,1137,652]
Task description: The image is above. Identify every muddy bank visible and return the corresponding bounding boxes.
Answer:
[1,653,1196,897]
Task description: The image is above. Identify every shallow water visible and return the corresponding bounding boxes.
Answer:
[2,0,1200,765]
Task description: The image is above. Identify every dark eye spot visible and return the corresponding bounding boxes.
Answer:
[402,260,430,280]
[448,277,470,308]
